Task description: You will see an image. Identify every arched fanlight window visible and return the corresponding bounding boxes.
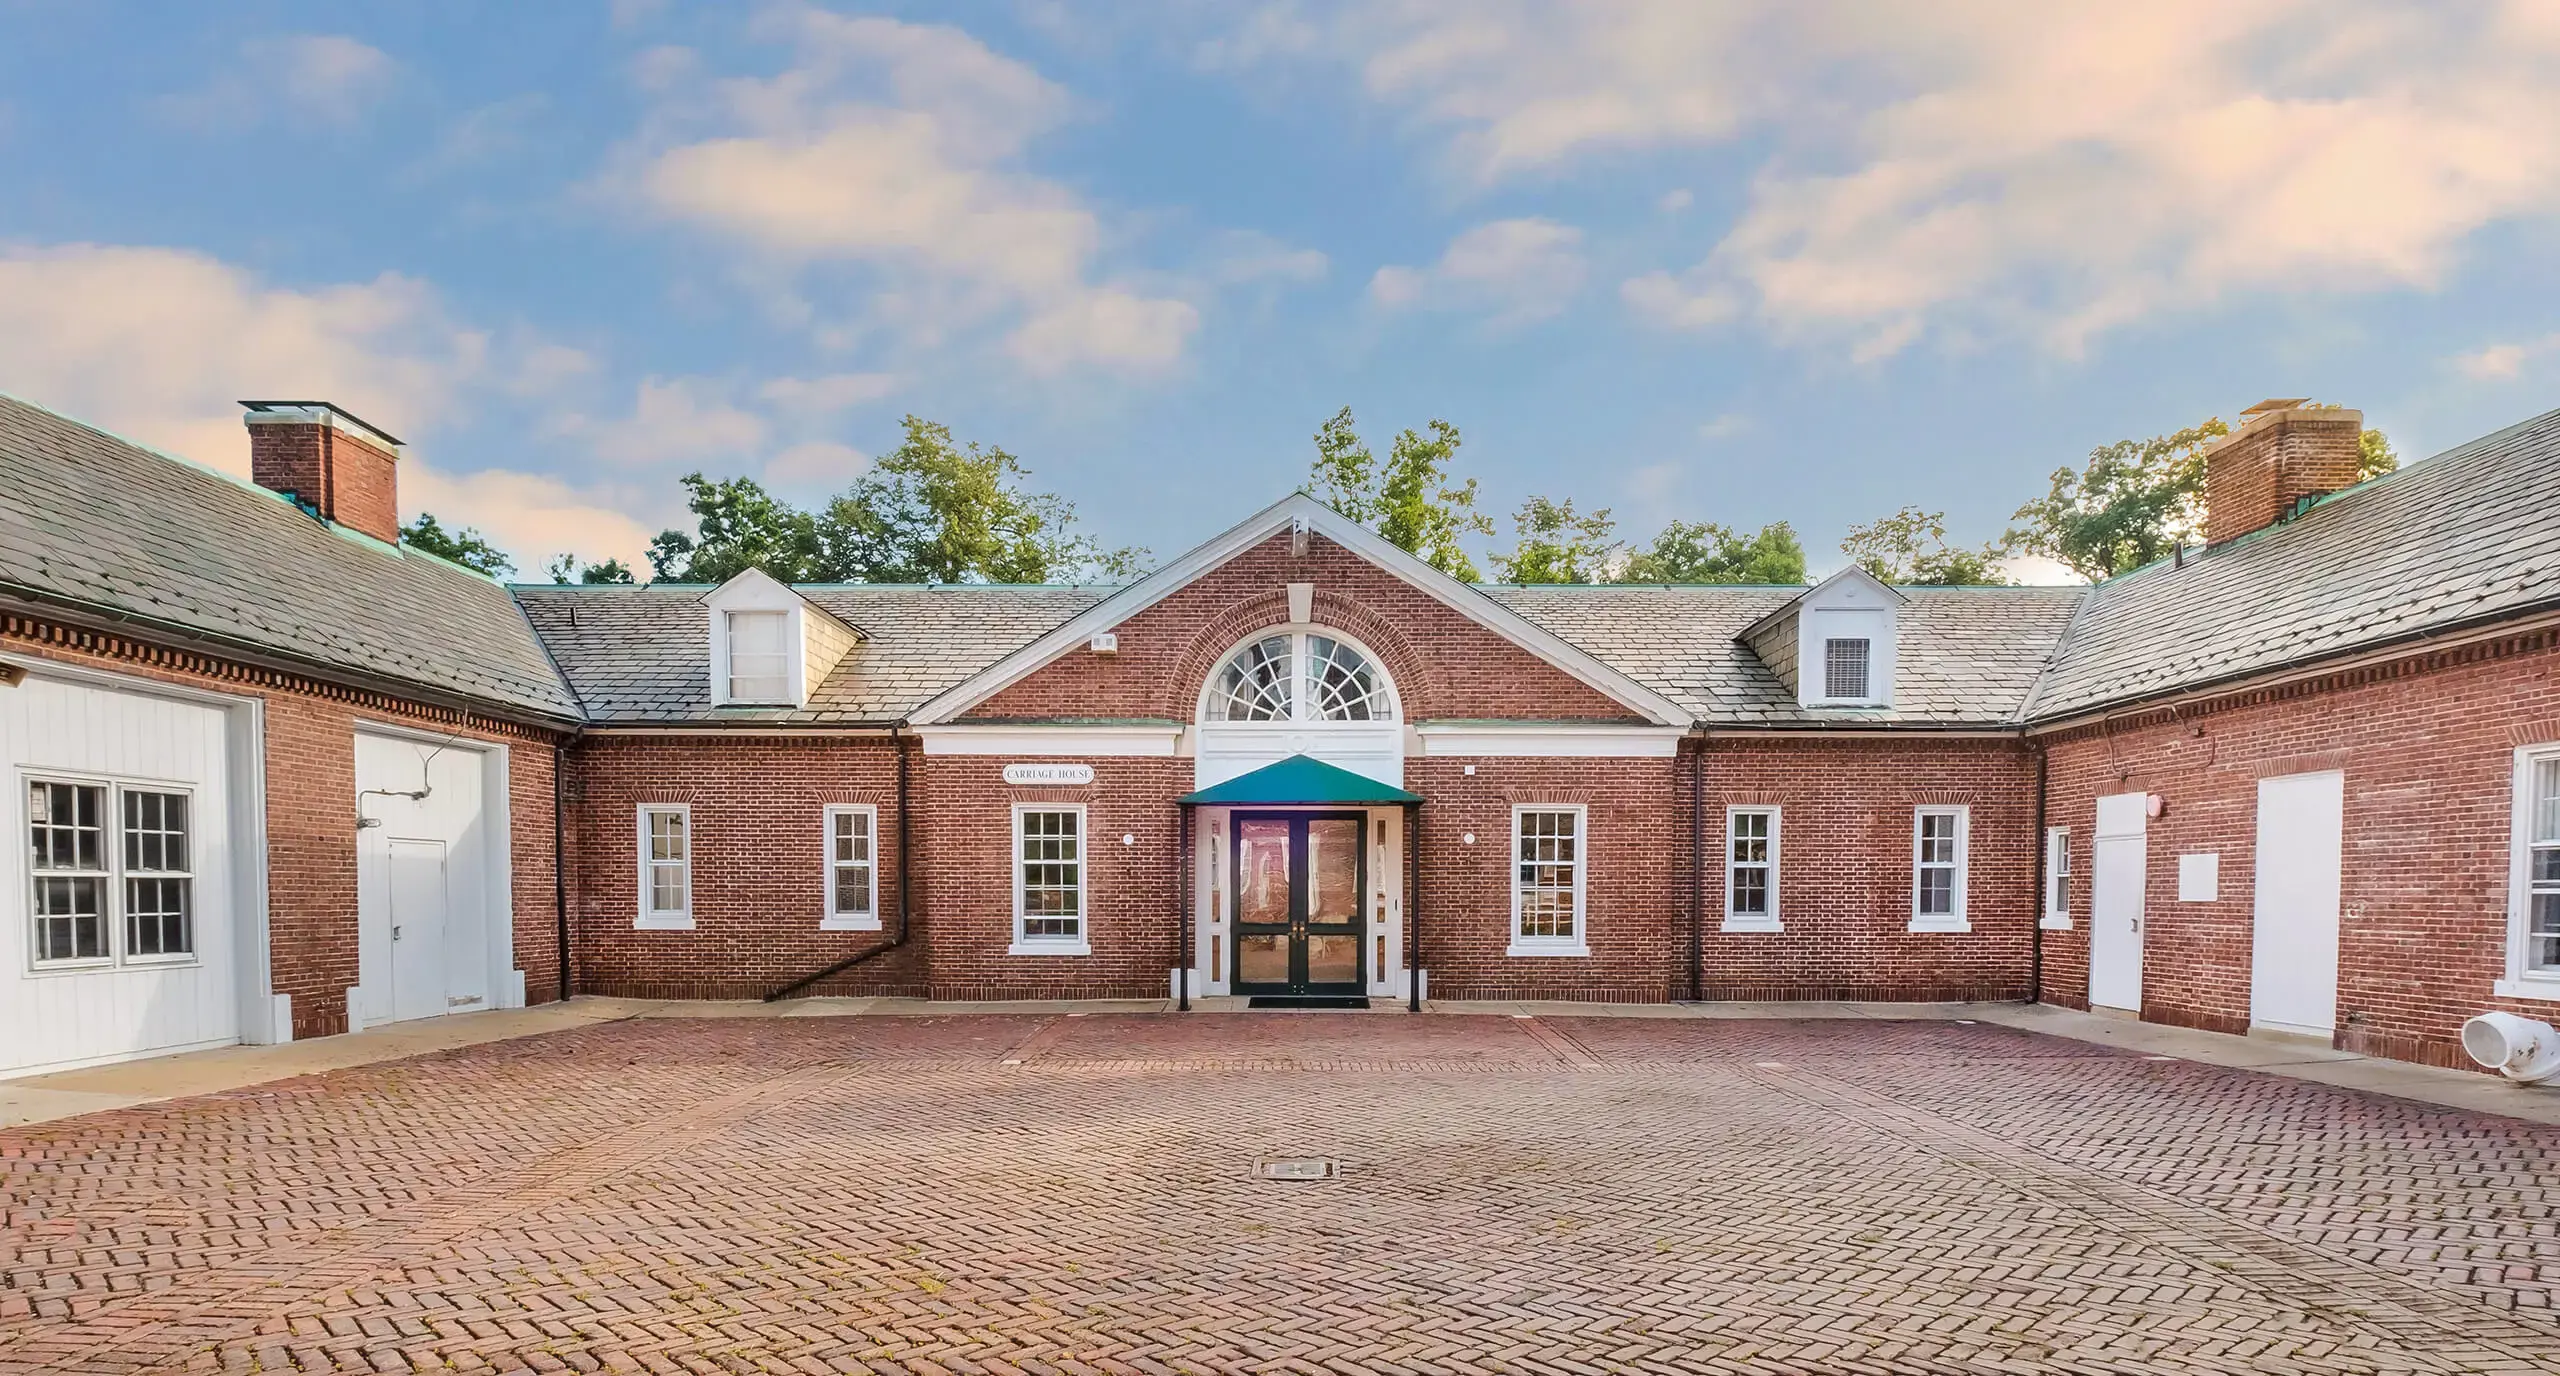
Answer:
[1202,630,1396,722]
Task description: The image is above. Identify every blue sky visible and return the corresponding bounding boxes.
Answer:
[2,1,2556,579]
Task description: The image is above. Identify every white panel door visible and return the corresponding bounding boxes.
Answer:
[389,839,449,1023]
[2089,792,2148,1012]
[2250,770,2344,1035]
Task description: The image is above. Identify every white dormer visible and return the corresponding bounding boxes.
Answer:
[1738,566,1905,710]
[704,568,861,708]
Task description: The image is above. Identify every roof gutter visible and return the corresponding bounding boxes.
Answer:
[0,581,584,733]
[2022,596,2560,737]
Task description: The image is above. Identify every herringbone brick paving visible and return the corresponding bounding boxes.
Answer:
[4,1014,2559,1373]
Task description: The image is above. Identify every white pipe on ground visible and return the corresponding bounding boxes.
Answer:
[2462,1011,2560,1084]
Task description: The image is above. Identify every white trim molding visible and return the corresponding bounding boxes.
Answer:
[635,803,694,931]
[2041,825,2072,930]
[820,804,881,932]
[1909,804,1971,934]
[917,725,1183,757]
[1009,802,1091,957]
[1721,804,1782,933]
[2502,743,2560,998]
[1506,803,1591,958]
[1416,722,1685,758]
[906,493,1692,727]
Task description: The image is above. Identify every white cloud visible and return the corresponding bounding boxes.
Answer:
[0,243,476,473]
[1369,217,1586,325]
[1263,1,2560,356]
[757,372,899,413]
[0,241,658,572]
[403,464,661,575]
[763,440,871,490]
[164,34,396,128]
[625,7,1199,375]
[2454,334,2560,380]
[558,376,769,468]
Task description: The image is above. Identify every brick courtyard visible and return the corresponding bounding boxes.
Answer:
[4,1013,2560,1374]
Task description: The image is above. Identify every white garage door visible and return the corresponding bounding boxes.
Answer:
[353,730,515,1028]
[2,670,240,1078]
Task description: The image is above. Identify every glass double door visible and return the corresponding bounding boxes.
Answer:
[1231,812,1366,995]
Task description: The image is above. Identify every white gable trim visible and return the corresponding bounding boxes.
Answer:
[1735,565,1905,643]
[907,493,1691,726]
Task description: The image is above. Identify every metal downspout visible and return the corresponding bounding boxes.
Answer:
[762,721,913,1001]
[1688,734,1705,1003]
[2029,741,2048,1004]
[553,737,571,1004]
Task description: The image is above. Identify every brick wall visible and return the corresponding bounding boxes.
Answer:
[1697,735,2039,1002]
[246,418,402,546]
[2039,629,2560,1069]
[965,530,1643,723]
[0,615,565,1039]
[565,733,923,1000]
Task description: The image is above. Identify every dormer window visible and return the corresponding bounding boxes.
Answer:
[1823,638,1871,700]
[724,610,792,703]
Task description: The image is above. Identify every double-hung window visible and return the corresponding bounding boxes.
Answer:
[27,778,196,969]
[637,805,693,929]
[1723,806,1781,932]
[1911,805,1971,933]
[1012,805,1088,954]
[2505,747,2560,996]
[1509,805,1588,956]
[724,610,792,704]
[2041,826,2071,929]
[823,804,879,931]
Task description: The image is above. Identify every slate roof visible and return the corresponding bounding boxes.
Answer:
[2026,404,2560,721]
[511,583,1107,724]
[1486,584,2087,726]
[0,393,580,720]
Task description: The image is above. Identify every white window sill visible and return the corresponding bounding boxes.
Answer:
[1009,937,1091,957]
[27,958,116,976]
[634,914,695,932]
[1720,915,1782,934]
[2493,977,2560,1002]
[2039,915,2072,931]
[820,914,883,933]
[1506,939,1590,958]
[1908,914,1971,934]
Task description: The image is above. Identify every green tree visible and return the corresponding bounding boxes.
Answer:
[400,513,513,578]
[646,474,826,583]
[2007,414,2400,582]
[1619,520,1807,584]
[821,416,1145,583]
[1841,507,2011,586]
[2359,427,2398,481]
[545,554,636,584]
[1305,407,1495,580]
[1491,496,1621,584]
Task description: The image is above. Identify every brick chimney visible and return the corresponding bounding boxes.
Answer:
[241,401,404,545]
[2200,399,2364,545]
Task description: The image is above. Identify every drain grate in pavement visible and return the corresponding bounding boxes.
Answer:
[1255,1157,1337,1181]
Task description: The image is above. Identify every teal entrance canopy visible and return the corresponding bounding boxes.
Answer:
[1176,754,1422,806]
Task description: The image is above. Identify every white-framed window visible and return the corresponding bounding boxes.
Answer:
[2041,825,2071,929]
[1722,805,1781,933]
[2503,746,2560,998]
[1823,638,1871,701]
[26,777,198,971]
[823,804,879,931]
[1508,805,1589,956]
[636,804,693,930]
[1201,630,1395,723]
[724,609,793,704]
[1911,805,1971,933]
[1011,804,1088,955]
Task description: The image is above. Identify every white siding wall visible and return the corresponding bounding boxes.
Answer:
[1,673,237,1078]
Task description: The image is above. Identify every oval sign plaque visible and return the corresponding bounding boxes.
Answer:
[1002,762,1095,786]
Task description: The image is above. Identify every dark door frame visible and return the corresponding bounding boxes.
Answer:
[1228,810,1368,995]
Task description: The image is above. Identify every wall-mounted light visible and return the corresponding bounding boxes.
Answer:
[1461,832,1476,845]
[0,664,25,688]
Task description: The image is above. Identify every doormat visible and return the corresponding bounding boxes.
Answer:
[1247,995,1372,1009]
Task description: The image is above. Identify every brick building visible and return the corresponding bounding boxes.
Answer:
[3,390,2557,1077]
